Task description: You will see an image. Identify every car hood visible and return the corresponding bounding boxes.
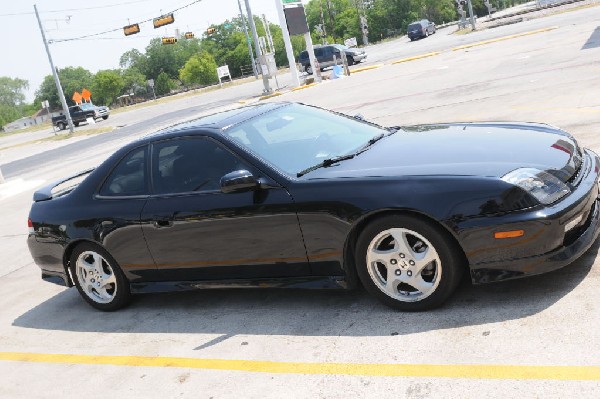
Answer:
[305,122,582,181]
[345,48,365,54]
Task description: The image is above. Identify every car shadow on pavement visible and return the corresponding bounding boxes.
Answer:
[13,240,599,337]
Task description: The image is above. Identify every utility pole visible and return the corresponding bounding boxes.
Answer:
[262,14,274,54]
[275,0,300,88]
[34,4,74,134]
[237,0,259,78]
[243,0,271,93]
[467,0,476,30]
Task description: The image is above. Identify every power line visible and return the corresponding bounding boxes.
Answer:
[0,0,155,17]
[51,0,204,43]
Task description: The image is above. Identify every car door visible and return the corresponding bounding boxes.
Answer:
[140,135,310,281]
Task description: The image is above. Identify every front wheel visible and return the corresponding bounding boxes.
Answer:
[305,65,313,75]
[347,56,355,66]
[102,115,109,120]
[355,215,463,311]
[70,243,131,311]
[57,122,66,130]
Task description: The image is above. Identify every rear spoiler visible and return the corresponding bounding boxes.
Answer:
[33,168,94,202]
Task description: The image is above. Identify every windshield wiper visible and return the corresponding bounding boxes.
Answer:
[296,154,356,177]
[355,133,385,154]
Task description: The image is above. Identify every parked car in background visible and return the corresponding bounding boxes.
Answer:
[408,19,436,41]
[52,103,110,130]
[299,44,367,74]
[80,103,110,121]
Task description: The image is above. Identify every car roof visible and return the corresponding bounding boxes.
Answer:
[144,102,291,140]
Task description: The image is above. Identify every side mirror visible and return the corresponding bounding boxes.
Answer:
[220,170,258,194]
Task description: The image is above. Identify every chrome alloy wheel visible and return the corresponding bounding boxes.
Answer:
[366,228,441,302]
[75,251,118,304]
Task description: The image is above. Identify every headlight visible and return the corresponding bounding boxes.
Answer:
[502,168,570,205]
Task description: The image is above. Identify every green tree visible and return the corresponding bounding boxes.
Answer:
[35,67,94,108]
[0,76,29,127]
[179,52,219,87]
[121,68,148,97]
[143,37,203,81]
[91,70,125,106]
[154,71,175,96]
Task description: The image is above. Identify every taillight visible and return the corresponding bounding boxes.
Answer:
[28,218,34,234]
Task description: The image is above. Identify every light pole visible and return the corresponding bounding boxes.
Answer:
[243,0,271,93]
[237,0,259,78]
[34,4,74,134]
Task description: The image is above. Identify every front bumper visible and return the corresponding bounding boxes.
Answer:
[463,149,600,283]
[350,53,367,62]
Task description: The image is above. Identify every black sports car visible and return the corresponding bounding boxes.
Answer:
[27,102,600,311]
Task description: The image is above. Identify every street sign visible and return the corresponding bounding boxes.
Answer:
[217,65,231,79]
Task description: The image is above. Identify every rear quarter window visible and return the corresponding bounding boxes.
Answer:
[99,146,148,196]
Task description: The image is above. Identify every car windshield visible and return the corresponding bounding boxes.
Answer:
[223,104,388,176]
[332,44,349,50]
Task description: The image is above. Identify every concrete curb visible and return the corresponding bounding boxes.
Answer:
[291,83,318,92]
[391,52,440,65]
[351,64,384,73]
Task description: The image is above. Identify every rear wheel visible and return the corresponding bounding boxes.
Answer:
[70,243,131,311]
[306,65,313,75]
[102,115,109,120]
[57,122,66,130]
[347,56,355,66]
[355,215,463,311]
[74,122,80,127]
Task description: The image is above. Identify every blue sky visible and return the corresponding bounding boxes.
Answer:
[0,0,288,101]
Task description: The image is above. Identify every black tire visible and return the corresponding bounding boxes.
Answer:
[306,65,313,75]
[347,56,355,66]
[74,122,79,127]
[355,214,464,311]
[70,243,131,311]
[102,115,109,120]
[57,122,66,130]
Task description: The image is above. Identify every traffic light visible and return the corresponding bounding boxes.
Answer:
[123,23,140,36]
[184,31,194,39]
[161,37,177,45]
[207,27,216,35]
[153,13,175,29]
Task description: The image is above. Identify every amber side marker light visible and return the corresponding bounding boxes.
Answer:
[494,230,525,239]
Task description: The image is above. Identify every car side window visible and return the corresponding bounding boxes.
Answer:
[314,48,323,57]
[99,146,148,196]
[151,137,247,195]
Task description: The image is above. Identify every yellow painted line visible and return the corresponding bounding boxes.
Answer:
[291,82,318,92]
[350,64,383,73]
[391,52,440,65]
[1,352,600,380]
[237,98,255,104]
[259,91,283,101]
[452,26,559,51]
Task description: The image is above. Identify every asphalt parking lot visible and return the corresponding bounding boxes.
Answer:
[1,4,600,398]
